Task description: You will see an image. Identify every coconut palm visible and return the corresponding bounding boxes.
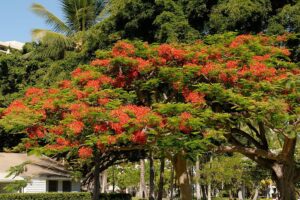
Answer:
[31,0,106,58]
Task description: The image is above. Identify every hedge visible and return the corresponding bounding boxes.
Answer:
[0,193,132,200]
[99,193,131,200]
[0,192,91,200]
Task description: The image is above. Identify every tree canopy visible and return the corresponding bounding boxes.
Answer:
[1,34,299,199]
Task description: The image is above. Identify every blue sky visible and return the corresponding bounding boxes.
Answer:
[0,0,63,42]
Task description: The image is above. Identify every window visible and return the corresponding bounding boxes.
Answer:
[63,181,71,192]
[48,180,58,192]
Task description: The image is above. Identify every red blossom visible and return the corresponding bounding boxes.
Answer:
[157,44,186,63]
[113,74,126,88]
[78,147,93,159]
[25,87,43,97]
[199,63,218,76]
[219,73,238,85]
[30,97,40,105]
[99,75,113,85]
[112,41,135,57]
[85,80,100,90]
[97,141,105,151]
[179,112,192,134]
[183,89,205,104]
[229,35,253,48]
[253,54,270,62]
[94,124,108,133]
[26,126,45,139]
[59,80,72,89]
[56,137,70,146]
[98,98,110,105]
[132,130,147,144]
[3,100,28,115]
[108,135,117,144]
[136,58,151,72]
[226,60,239,69]
[24,142,31,149]
[276,35,287,42]
[48,89,59,94]
[72,89,87,100]
[91,59,110,67]
[43,99,55,110]
[68,121,84,135]
[49,126,64,135]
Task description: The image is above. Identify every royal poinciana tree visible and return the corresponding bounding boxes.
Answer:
[0,34,299,199]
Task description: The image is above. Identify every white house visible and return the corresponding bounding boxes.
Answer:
[0,153,80,193]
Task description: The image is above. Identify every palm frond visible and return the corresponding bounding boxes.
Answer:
[31,3,72,35]
[32,29,74,59]
[60,0,102,32]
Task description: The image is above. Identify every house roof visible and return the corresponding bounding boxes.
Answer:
[0,153,71,181]
[0,41,24,50]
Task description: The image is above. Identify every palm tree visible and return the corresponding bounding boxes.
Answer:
[31,0,106,58]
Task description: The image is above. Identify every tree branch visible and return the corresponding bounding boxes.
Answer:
[216,145,278,161]
[280,136,297,161]
[231,128,264,149]
[258,122,269,149]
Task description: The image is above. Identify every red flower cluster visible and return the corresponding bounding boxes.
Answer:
[25,87,43,97]
[43,98,55,110]
[56,137,70,146]
[3,100,28,115]
[229,35,254,48]
[98,98,110,105]
[68,121,84,135]
[157,44,186,63]
[183,89,205,104]
[94,124,108,133]
[112,41,135,57]
[49,126,64,135]
[78,147,93,159]
[179,112,192,134]
[132,130,147,144]
[59,80,72,89]
[91,59,110,67]
[27,125,45,139]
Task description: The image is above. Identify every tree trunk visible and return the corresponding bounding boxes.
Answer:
[101,170,107,193]
[207,183,212,200]
[173,152,192,200]
[139,159,147,199]
[170,163,175,200]
[195,158,201,200]
[93,161,100,200]
[157,157,165,200]
[201,185,207,200]
[252,186,259,200]
[149,152,155,200]
[272,162,297,200]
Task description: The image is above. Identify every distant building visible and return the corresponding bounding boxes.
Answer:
[0,41,24,51]
[0,153,80,193]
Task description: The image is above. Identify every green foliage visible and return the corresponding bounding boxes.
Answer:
[268,2,300,34]
[3,180,29,193]
[0,193,91,200]
[209,0,272,33]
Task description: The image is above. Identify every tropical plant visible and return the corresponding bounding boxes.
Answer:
[31,0,106,58]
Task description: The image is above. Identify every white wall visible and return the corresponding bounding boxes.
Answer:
[21,179,80,193]
[24,179,47,193]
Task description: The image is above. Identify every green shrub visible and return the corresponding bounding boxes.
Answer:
[0,192,91,200]
[0,193,132,200]
[99,193,132,200]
